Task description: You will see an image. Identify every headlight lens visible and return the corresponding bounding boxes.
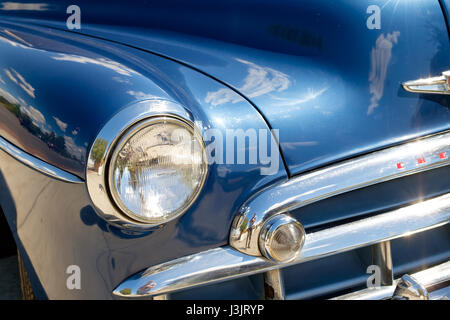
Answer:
[108,116,207,224]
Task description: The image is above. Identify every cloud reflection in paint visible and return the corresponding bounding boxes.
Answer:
[20,105,45,126]
[368,31,400,115]
[4,68,35,98]
[0,2,49,11]
[64,135,86,161]
[53,116,68,132]
[52,54,138,77]
[0,86,18,104]
[126,90,157,100]
[205,58,290,106]
[269,87,329,108]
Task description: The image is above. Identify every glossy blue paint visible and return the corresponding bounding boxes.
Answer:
[440,0,450,30]
[3,0,450,176]
[0,0,448,299]
[0,22,170,177]
[89,0,450,177]
[0,19,286,299]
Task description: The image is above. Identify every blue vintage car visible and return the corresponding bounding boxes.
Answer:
[0,0,449,300]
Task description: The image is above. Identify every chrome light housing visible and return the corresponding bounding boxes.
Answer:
[86,100,208,229]
[259,214,305,263]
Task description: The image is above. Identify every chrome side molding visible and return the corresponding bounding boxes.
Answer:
[402,71,450,94]
[230,131,450,257]
[113,192,450,298]
[0,135,83,183]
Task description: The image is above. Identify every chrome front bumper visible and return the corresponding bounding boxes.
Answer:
[333,261,450,300]
[113,192,450,299]
[113,131,450,300]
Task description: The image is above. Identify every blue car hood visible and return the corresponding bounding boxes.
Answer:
[5,0,450,176]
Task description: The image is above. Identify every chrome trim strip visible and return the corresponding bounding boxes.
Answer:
[413,260,450,289]
[402,71,450,94]
[152,294,169,300]
[0,136,83,184]
[332,285,397,300]
[113,193,450,298]
[332,261,450,300]
[86,99,196,230]
[230,131,450,256]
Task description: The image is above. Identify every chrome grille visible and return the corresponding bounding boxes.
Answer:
[113,131,450,300]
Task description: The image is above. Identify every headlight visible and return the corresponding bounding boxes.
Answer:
[108,116,207,224]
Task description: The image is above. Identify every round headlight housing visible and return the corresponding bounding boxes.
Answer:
[108,116,207,224]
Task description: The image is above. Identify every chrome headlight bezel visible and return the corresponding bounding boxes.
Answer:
[86,99,208,229]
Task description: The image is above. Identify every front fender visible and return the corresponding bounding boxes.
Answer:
[0,21,286,298]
